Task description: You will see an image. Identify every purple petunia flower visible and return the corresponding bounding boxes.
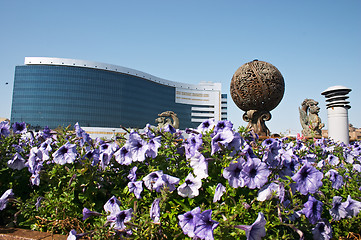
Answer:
[82,207,102,221]
[325,169,344,189]
[107,208,133,230]
[241,157,271,189]
[52,142,77,165]
[302,195,323,224]
[197,119,215,133]
[127,166,138,181]
[177,173,202,198]
[150,198,161,223]
[189,151,208,179]
[223,158,246,188]
[211,130,234,155]
[213,120,233,134]
[7,152,26,170]
[326,154,339,166]
[99,142,118,169]
[194,209,219,240]
[235,212,266,240]
[127,181,143,199]
[12,122,27,134]
[353,164,361,173]
[84,149,100,166]
[163,124,176,134]
[257,182,284,202]
[104,196,121,215]
[312,219,333,240]
[329,196,347,221]
[146,136,161,158]
[178,207,201,238]
[114,145,132,165]
[35,196,44,210]
[343,195,361,218]
[157,173,180,192]
[42,126,52,139]
[0,121,10,138]
[291,162,323,195]
[143,171,164,191]
[213,183,226,203]
[127,132,148,162]
[0,189,14,211]
[184,133,203,159]
[74,122,91,147]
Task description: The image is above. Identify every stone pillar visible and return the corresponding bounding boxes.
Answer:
[321,86,351,144]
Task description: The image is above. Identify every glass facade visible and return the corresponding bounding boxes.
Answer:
[11,65,196,129]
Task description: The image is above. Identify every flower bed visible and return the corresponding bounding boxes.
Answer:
[0,120,361,239]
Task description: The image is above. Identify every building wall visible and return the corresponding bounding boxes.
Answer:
[11,57,226,129]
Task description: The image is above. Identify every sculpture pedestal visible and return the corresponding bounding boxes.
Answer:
[243,110,271,137]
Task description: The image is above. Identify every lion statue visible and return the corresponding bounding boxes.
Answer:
[155,111,179,129]
[299,99,324,136]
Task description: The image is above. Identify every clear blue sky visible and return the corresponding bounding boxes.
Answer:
[0,0,360,134]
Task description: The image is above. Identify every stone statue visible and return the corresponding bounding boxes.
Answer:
[155,111,179,129]
[299,99,324,136]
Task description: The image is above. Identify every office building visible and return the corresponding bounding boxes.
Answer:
[11,57,227,129]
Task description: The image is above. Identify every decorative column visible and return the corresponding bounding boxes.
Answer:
[321,86,351,144]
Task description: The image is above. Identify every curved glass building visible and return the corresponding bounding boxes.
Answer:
[11,57,227,129]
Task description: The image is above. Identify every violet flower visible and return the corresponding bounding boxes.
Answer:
[223,158,245,188]
[189,151,208,179]
[211,130,234,155]
[257,182,284,202]
[0,189,14,211]
[150,198,161,223]
[329,196,347,221]
[82,207,102,221]
[0,121,10,138]
[325,169,344,189]
[127,166,138,181]
[213,120,233,134]
[127,132,148,162]
[146,136,161,158]
[197,119,215,133]
[302,195,323,225]
[194,209,219,240]
[177,173,202,198]
[7,152,26,170]
[35,196,44,210]
[42,126,52,139]
[312,219,333,240]
[12,122,27,134]
[184,133,203,159]
[104,196,121,215]
[241,157,271,189]
[213,183,226,203]
[143,171,164,191]
[107,208,133,230]
[291,162,323,195]
[127,181,143,199]
[52,142,77,165]
[74,122,91,147]
[178,207,201,238]
[235,212,266,240]
[114,145,132,165]
[326,154,339,166]
[157,173,180,192]
[343,195,361,218]
[84,149,100,166]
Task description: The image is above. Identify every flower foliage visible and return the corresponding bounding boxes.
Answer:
[0,120,360,239]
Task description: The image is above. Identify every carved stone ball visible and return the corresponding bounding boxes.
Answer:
[230,60,285,112]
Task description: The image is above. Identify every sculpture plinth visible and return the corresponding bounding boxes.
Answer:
[230,60,285,136]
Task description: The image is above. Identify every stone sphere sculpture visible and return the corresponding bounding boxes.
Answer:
[230,60,285,136]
